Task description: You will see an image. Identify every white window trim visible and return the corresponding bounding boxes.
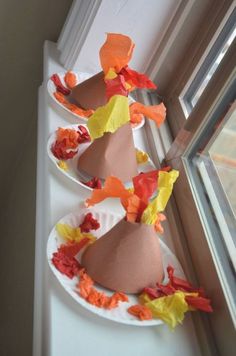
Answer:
[57,0,102,69]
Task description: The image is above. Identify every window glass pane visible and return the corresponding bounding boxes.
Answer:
[190,27,236,108]
[207,108,236,218]
[184,79,236,316]
[195,104,236,271]
[182,8,236,116]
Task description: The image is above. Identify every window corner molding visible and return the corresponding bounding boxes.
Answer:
[57,0,102,69]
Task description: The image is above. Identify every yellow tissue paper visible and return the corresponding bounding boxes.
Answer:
[125,82,132,90]
[156,170,179,212]
[141,195,160,225]
[141,170,179,224]
[136,149,149,164]
[87,95,130,140]
[105,68,117,80]
[145,291,189,329]
[139,293,152,305]
[57,160,68,171]
[56,223,96,243]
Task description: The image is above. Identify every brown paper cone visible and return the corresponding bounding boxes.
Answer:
[71,71,106,110]
[82,219,164,294]
[77,123,138,183]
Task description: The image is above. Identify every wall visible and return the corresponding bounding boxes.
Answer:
[0,1,73,355]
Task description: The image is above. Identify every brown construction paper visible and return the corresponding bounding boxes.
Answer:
[82,219,164,294]
[77,123,138,183]
[71,71,106,110]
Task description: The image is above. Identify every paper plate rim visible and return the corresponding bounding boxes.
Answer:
[47,71,145,130]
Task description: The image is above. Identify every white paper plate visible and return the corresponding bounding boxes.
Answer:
[47,124,156,191]
[47,208,185,326]
[47,71,145,130]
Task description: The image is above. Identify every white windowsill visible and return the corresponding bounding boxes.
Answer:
[33,40,203,356]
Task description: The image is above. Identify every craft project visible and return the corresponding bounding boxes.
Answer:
[69,33,166,182]
[48,71,145,130]
[77,94,137,182]
[74,33,166,182]
[129,264,213,328]
[47,208,187,326]
[82,170,179,293]
[48,208,213,327]
[71,33,158,110]
[71,71,107,110]
[77,96,166,182]
[47,33,213,329]
[48,124,155,190]
[50,72,94,118]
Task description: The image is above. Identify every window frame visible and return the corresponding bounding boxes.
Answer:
[181,7,236,115]
[169,52,236,355]
[144,2,236,355]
